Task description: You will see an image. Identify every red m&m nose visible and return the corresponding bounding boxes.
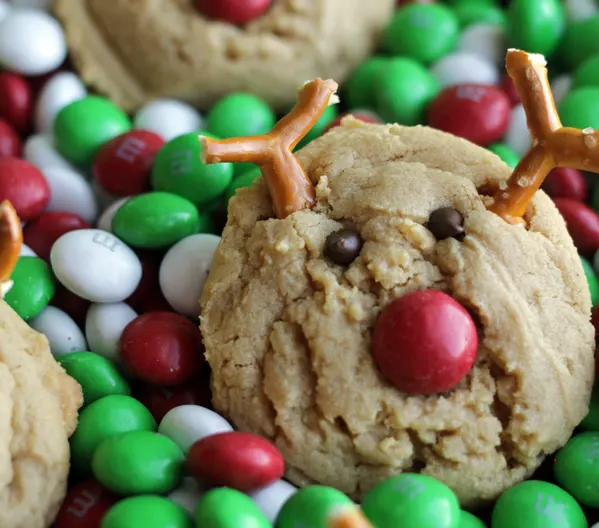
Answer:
[371,289,478,395]
[194,0,272,25]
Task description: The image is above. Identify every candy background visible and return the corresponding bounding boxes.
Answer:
[1,0,599,527]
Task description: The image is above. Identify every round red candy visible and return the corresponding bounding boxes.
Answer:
[0,72,33,134]
[323,112,382,135]
[500,73,521,107]
[125,250,161,312]
[187,431,284,492]
[54,479,118,528]
[371,289,478,395]
[542,167,588,202]
[119,312,205,386]
[23,211,90,261]
[427,84,511,147]
[0,157,50,221]
[553,198,599,256]
[0,119,21,158]
[194,0,272,24]
[93,130,165,196]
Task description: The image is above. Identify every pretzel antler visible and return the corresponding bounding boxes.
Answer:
[328,507,374,528]
[489,49,599,224]
[200,79,339,219]
[0,201,22,298]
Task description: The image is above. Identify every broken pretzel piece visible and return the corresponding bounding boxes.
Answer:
[199,78,339,219]
[489,49,599,224]
[0,200,23,298]
[328,506,374,528]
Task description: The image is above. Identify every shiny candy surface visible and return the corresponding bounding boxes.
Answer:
[0,156,49,220]
[29,305,87,356]
[101,495,192,528]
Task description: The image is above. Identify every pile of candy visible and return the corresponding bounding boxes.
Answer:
[2,0,599,527]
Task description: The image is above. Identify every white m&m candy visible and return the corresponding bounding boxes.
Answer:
[35,72,87,133]
[134,99,203,141]
[29,305,87,357]
[430,51,499,88]
[85,302,138,363]
[43,167,99,224]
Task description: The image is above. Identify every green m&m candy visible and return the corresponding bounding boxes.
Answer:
[382,3,459,64]
[206,93,276,139]
[70,394,157,472]
[92,430,184,495]
[58,351,131,406]
[362,474,460,528]
[459,511,486,528]
[101,496,192,528]
[345,57,388,110]
[225,167,262,206]
[507,0,565,57]
[580,380,599,431]
[573,53,599,89]
[454,1,506,29]
[54,96,131,165]
[581,257,599,306]
[112,192,201,249]
[295,104,338,150]
[151,132,234,208]
[559,87,599,130]
[4,256,55,320]
[488,143,520,169]
[491,480,587,528]
[554,431,599,507]
[558,13,599,69]
[196,488,270,528]
[374,58,440,126]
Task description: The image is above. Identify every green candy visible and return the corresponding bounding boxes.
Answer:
[101,496,193,528]
[58,351,131,406]
[54,96,131,165]
[234,162,258,178]
[491,480,587,528]
[112,192,200,249]
[454,2,506,29]
[225,167,262,206]
[573,53,599,89]
[382,4,459,64]
[459,511,486,528]
[345,57,388,110]
[362,474,460,528]
[295,104,338,150]
[558,14,599,69]
[488,144,520,169]
[506,0,565,57]
[374,58,440,126]
[559,87,599,130]
[196,488,271,528]
[580,380,599,431]
[581,257,599,306]
[70,394,157,472]
[92,430,184,495]
[276,486,354,528]
[207,93,276,139]
[151,132,233,208]
[4,256,55,320]
[554,431,599,507]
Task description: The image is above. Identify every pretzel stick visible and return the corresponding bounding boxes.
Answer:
[0,200,22,298]
[199,78,339,219]
[489,49,599,224]
[328,506,374,528]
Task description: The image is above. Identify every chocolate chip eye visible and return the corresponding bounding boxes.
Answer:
[324,228,363,266]
[427,207,466,241]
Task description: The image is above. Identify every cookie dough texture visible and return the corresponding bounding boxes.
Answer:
[0,301,82,528]
[200,120,595,507]
[52,0,395,112]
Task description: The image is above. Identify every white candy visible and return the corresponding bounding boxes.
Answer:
[430,52,499,88]
[249,480,298,524]
[158,405,233,453]
[0,2,10,22]
[0,8,66,75]
[23,134,75,172]
[10,0,51,10]
[504,104,531,157]
[566,0,597,21]
[458,23,506,66]
[19,243,36,257]
[551,74,573,105]
[29,305,87,357]
[168,478,204,514]
[96,197,130,233]
[50,229,142,303]
[134,99,203,141]
[34,72,87,133]
[159,234,221,318]
[85,302,138,363]
[43,167,99,224]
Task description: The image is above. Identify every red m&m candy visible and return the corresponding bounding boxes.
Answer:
[0,157,50,221]
[93,130,165,196]
[428,84,511,147]
[54,479,118,528]
[500,73,521,107]
[553,198,599,256]
[0,119,22,158]
[194,0,272,24]
[371,289,478,395]
[542,167,588,202]
[0,72,33,134]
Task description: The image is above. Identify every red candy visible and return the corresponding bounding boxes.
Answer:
[51,282,91,327]
[0,72,33,134]
[371,289,478,395]
[54,479,118,528]
[0,157,50,221]
[194,0,272,24]
[542,167,588,202]
[323,112,382,135]
[592,305,599,344]
[500,73,521,107]
[0,119,21,158]
[553,198,599,256]
[93,130,165,196]
[187,431,284,492]
[23,211,90,261]
[119,312,205,386]
[427,84,511,147]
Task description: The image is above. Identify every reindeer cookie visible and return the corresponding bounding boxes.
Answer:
[199,50,597,507]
